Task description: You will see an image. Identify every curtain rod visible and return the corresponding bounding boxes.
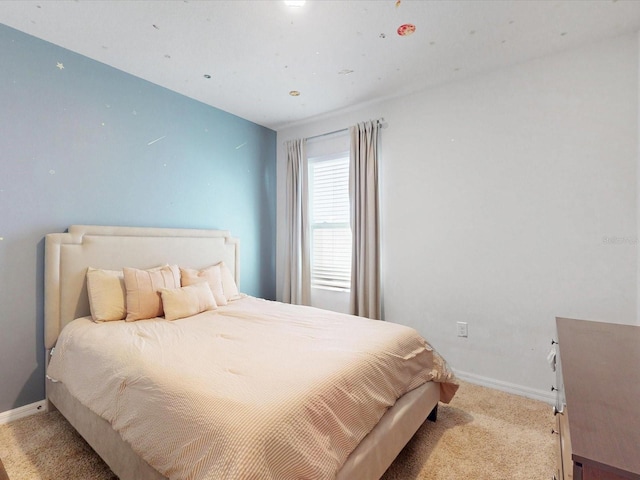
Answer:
[305,117,387,142]
[306,127,348,141]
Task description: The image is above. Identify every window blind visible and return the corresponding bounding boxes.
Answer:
[309,155,351,290]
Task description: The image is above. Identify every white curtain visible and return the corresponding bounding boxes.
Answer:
[283,139,311,305]
[349,121,381,319]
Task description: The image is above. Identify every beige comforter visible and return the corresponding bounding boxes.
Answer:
[47,296,457,480]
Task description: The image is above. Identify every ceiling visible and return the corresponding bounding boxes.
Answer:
[2,0,640,130]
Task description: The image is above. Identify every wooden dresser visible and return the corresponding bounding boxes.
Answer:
[554,317,640,480]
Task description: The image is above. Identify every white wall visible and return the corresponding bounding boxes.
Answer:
[276,33,638,400]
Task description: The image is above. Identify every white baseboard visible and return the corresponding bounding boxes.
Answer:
[0,400,48,425]
[454,369,555,405]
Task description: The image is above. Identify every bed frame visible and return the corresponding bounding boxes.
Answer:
[44,225,439,480]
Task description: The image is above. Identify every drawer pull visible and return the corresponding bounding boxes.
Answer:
[551,429,559,435]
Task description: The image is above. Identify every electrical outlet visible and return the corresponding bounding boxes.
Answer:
[456,322,468,337]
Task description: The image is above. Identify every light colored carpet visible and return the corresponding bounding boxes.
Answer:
[0,381,554,479]
[381,381,555,479]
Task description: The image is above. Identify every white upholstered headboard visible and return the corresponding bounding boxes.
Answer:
[44,225,239,349]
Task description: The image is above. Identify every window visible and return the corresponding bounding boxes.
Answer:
[308,152,351,290]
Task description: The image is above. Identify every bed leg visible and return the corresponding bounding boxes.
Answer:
[427,404,438,422]
[46,398,58,413]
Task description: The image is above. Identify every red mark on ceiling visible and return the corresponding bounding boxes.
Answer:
[397,24,416,36]
[395,0,401,6]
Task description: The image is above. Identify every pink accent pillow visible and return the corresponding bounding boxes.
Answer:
[124,265,180,321]
[219,261,240,301]
[159,282,217,321]
[180,264,227,306]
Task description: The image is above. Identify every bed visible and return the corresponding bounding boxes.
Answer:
[44,224,458,480]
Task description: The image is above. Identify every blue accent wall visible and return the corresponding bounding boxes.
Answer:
[0,24,276,412]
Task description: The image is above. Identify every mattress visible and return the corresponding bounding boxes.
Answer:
[47,296,457,480]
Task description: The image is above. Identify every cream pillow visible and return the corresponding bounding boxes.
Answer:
[86,267,126,321]
[124,265,180,321]
[159,282,217,321]
[180,264,227,306]
[219,261,240,301]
